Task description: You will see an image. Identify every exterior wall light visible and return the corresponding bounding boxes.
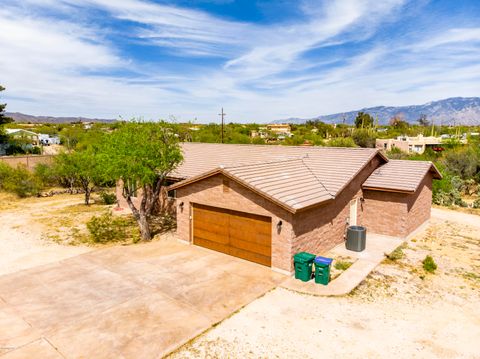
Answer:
[277,220,283,233]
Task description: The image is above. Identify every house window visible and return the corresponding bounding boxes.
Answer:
[166,180,177,198]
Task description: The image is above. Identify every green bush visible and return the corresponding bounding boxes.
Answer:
[472,199,480,209]
[327,137,357,147]
[334,260,353,271]
[86,212,138,243]
[34,163,58,187]
[99,191,117,205]
[0,162,42,197]
[352,129,376,148]
[386,245,405,261]
[422,255,438,273]
[443,147,480,180]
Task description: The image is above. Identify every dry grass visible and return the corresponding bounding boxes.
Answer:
[353,219,480,303]
[0,192,22,211]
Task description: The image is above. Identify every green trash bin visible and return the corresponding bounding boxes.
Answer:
[314,256,333,285]
[294,252,316,282]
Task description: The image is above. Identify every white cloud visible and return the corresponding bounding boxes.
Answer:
[1,0,479,122]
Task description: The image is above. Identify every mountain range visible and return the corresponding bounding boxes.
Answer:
[6,112,116,124]
[278,97,480,126]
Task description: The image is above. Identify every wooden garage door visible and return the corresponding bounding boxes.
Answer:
[192,204,272,266]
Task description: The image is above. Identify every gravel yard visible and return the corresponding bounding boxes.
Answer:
[0,193,101,275]
[170,212,480,359]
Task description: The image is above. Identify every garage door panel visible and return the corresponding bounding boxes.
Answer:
[192,204,272,267]
[228,237,271,257]
[193,210,229,226]
[193,228,230,245]
[229,215,270,228]
[193,237,231,254]
[229,228,270,246]
[229,247,271,267]
[193,222,229,236]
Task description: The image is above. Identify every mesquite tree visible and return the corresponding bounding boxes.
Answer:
[53,147,104,205]
[100,122,182,240]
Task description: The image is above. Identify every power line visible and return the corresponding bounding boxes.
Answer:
[218,107,226,143]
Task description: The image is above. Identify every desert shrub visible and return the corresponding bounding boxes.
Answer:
[334,260,353,271]
[34,163,58,187]
[327,137,357,147]
[386,146,409,159]
[86,212,139,243]
[432,172,468,207]
[472,199,480,209]
[385,245,405,261]
[0,163,42,197]
[352,129,376,148]
[99,191,117,205]
[422,255,437,273]
[443,148,479,181]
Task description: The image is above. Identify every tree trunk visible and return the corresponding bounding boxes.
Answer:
[124,189,153,241]
[137,211,152,241]
[84,187,91,205]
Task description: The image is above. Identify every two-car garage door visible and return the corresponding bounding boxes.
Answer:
[192,204,272,266]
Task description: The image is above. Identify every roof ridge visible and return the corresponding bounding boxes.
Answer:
[221,157,304,169]
[300,158,333,199]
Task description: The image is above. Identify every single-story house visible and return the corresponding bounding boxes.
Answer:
[6,129,40,146]
[117,143,441,274]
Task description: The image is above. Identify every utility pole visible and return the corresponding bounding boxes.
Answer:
[218,107,226,143]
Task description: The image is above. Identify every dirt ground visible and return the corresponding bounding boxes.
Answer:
[170,214,480,359]
[0,193,108,275]
[1,193,479,358]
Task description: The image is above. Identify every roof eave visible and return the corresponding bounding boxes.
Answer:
[362,185,415,194]
[429,162,443,180]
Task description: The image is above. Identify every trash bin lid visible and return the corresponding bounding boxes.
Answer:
[314,256,333,265]
[294,252,316,263]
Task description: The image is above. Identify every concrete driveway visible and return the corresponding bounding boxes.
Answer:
[0,239,284,358]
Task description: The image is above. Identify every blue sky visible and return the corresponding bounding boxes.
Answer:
[1,0,479,122]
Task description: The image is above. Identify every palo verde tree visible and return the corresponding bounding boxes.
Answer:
[99,121,183,240]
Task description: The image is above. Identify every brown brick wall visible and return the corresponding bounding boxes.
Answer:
[362,190,408,237]
[406,173,432,234]
[175,174,294,272]
[291,156,381,260]
[363,172,433,237]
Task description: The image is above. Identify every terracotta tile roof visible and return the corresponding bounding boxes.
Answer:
[169,143,386,212]
[363,159,442,193]
[223,159,334,210]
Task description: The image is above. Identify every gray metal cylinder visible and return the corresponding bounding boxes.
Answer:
[346,226,366,252]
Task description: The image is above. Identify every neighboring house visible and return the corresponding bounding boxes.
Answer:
[250,130,268,139]
[266,124,291,135]
[116,143,441,274]
[6,129,40,146]
[38,134,61,145]
[376,135,442,154]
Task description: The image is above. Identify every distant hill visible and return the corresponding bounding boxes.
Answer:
[275,97,480,126]
[6,112,116,124]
